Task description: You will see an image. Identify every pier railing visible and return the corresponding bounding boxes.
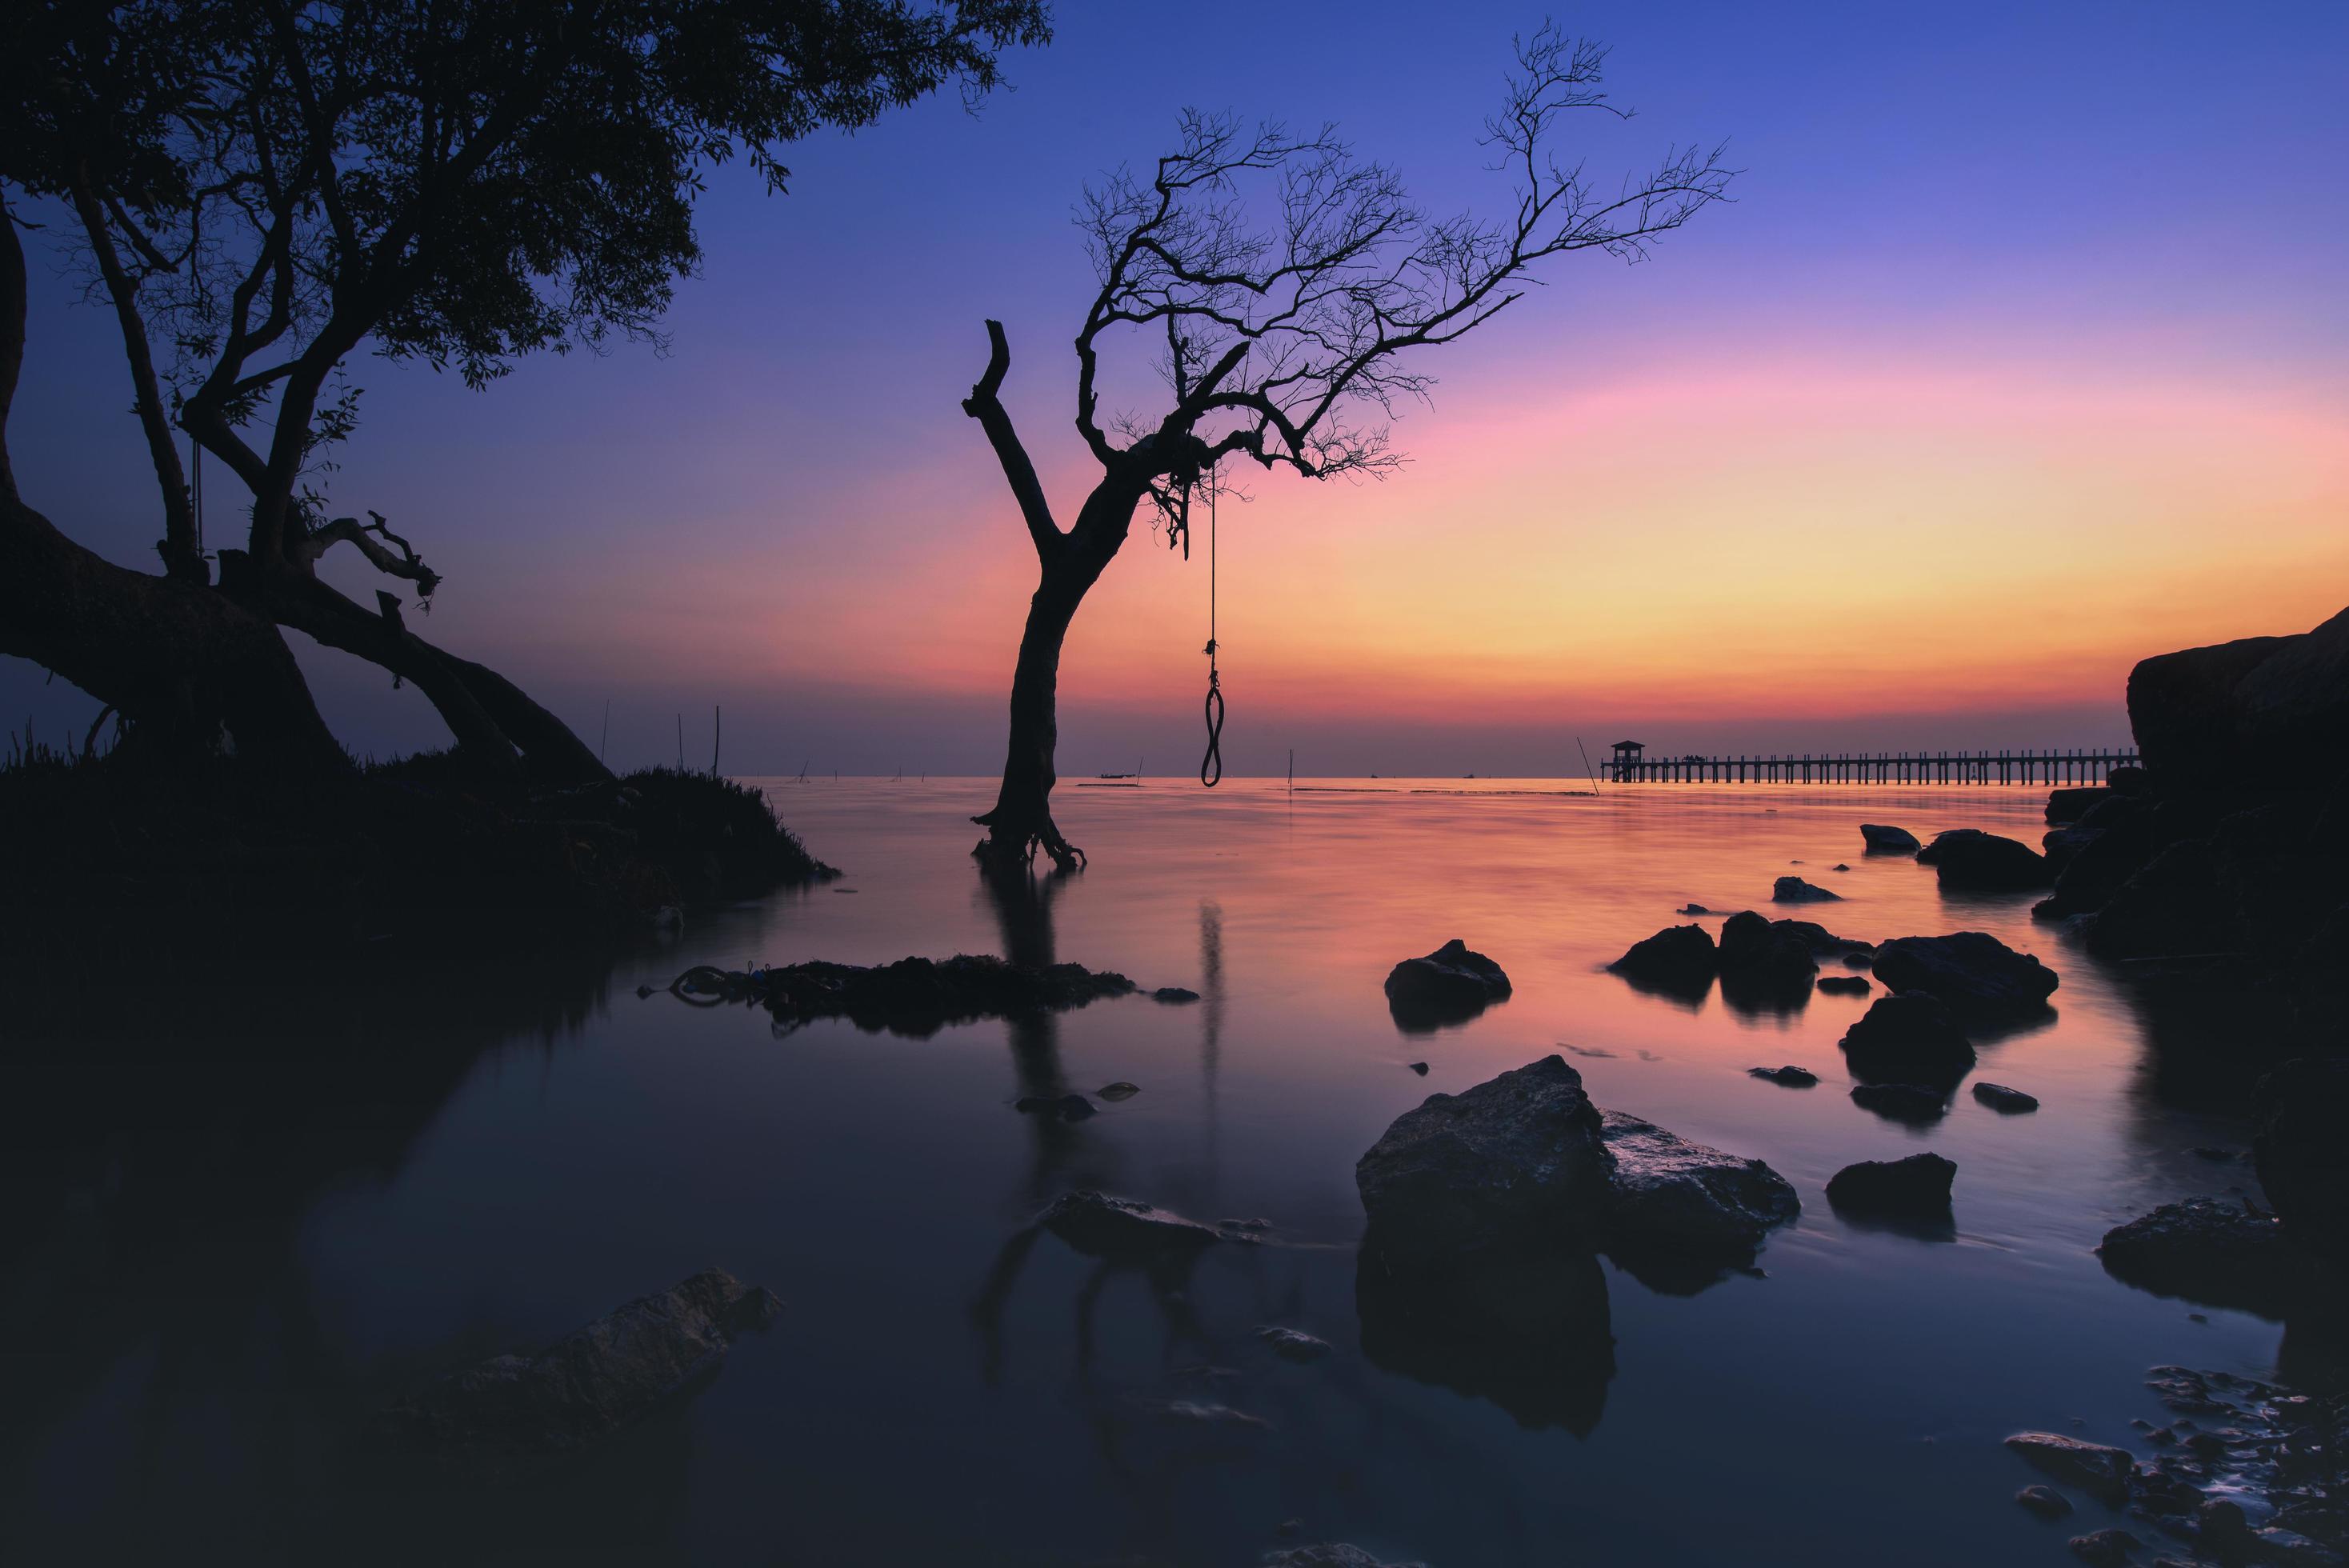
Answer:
[1604,748,2139,785]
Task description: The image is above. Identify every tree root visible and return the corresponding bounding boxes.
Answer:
[970,810,1086,873]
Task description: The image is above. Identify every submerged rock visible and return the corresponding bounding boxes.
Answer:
[1749,1065,1819,1087]
[2255,1058,2349,1266]
[2006,1432,2135,1498]
[1871,932,2059,1019]
[2097,1198,2314,1318]
[1355,1055,1608,1265]
[1849,1082,1950,1123]
[378,1269,782,1460]
[1816,974,1871,996]
[1773,875,1842,904]
[1918,829,2053,891]
[1973,1082,2040,1114]
[1597,1110,1800,1276]
[2017,1484,2075,1519]
[1862,823,1922,854]
[1384,938,1512,1029]
[1257,1326,1335,1362]
[1827,1153,1957,1222]
[2066,1526,2141,1566]
[1839,991,1977,1087]
[1041,1190,1223,1257]
[1607,923,1718,996]
[759,953,1135,1037]
[1152,986,1203,1003]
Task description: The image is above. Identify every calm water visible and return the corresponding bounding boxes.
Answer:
[0,779,2303,1564]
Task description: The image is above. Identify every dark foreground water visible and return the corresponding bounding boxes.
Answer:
[0,779,2311,1564]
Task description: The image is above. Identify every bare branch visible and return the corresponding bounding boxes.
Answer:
[961,319,1062,559]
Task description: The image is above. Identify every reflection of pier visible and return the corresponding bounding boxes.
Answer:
[1603,739,2138,785]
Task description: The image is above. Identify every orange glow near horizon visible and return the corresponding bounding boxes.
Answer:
[494,350,2348,735]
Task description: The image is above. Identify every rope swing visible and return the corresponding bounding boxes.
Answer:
[1199,469,1224,787]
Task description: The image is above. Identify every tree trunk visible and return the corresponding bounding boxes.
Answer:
[973,474,1146,870]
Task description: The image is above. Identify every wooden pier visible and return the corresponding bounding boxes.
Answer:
[1602,742,2139,786]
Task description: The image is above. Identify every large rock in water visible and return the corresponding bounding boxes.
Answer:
[1838,991,1977,1086]
[2129,605,2349,791]
[1916,829,2051,891]
[379,1268,782,1460]
[1355,1055,1608,1265]
[1715,910,1819,1007]
[2096,1198,2310,1318]
[1862,822,1922,854]
[1597,1110,1800,1278]
[1607,923,1716,997]
[1871,932,2058,1018]
[2254,1058,2349,1266]
[1826,1152,1956,1222]
[1383,938,1511,1028]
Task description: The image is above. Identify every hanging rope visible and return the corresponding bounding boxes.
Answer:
[1199,469,1223,787]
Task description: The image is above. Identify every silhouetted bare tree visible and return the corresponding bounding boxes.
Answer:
[962,26,1732,867]
[3,0,1048,775]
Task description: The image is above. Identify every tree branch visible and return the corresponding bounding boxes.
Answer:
[961,319,1062,560]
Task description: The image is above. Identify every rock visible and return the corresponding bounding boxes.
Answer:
[1871,932,2059,1019]
[1014,1094,1098,1122]
[1833,862,1851,870]
[1771,919,1877,960]
[1849,1082,1949,1123]
[1097,1082,1142,1102]
[1256,1326,1334,1362]
[1839,991,1977,1087]
[1407,1061,1428,1074]
[1384,938,1511,1029]
[1156,1398,1267,1430]
[1862,822,1922,854]
[2018,1484,2075,1519]
[1264,1545,1430,1568]
[2096,1198,2307,1318]
[2007,1432,2136,1498]
[1749,1065,1819,1087]
[1827,1152,1957,1222]
[1816,974,1871,996]
[1607,923,1717,997]
[2129,606,2349,791]
[1596,1110,1800,1274]
[762,953,1135,1037]
[1041,1190,1223,1256]
[1972,1082,2039,1113]
[1058,1094,1097,1120]
[2083,839,2241,961]
[378,1269,782,1459]
[1677,902,1711,914]
[1918,828,2052,891]
[2108,765,2149,794]
[1355,1242,1615,1434]
[1355,1055,1608,1266]
[2068,1527,2142,1566]
[1716,910,1819,1007]
[1152,986,1202,1003]
[2048,786,2108,826]
[2254,1058,2349,1266]
[2043,823,2102,873]
[2037,803,2155,918]
[1773,875,1842,903]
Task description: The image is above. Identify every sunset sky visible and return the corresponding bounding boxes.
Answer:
[8,0,2345,776]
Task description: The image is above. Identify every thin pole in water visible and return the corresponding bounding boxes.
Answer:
[1576,735,1603,791]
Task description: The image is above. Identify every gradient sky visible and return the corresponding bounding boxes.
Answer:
[8,0,2346,775]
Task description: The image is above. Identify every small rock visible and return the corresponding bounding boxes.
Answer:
[1832,862,1851,871]
[2067,1527,2141,1566]
[1056,1094,1097,1121]
[1918,828,2053,891]
[1748,1065,1819,1087]
[1973,1082,2040,1114]
[1263,1547,1430,1568]
[1607,923,1718,996]
[1828,1152,1958,1221]
[1384,938,1511,1028]
[1816,974,1871,996]
[1256,1326,1334,1362]
[1839,991,1977,1087]
[1773,875,1842,903]
[1097,1082,1142,1102]
[2018,1485,2075,1519]
[1157,1399,1267,1430]
[1598,1110,1801,1259]
[1041,1190,1223,1256]
[1152,986,1203,1003]
[1678,902,1711,914]
[2095,1198,2307,1316]
[1407,1061,1428,1075]
[1862,823,1922,854]
[2007,1432,2135,1497]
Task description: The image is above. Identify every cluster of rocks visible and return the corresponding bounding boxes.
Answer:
[1608,910,1875,1007]
[2003,1365,2346,1566]
[2040,606,2348,1049]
